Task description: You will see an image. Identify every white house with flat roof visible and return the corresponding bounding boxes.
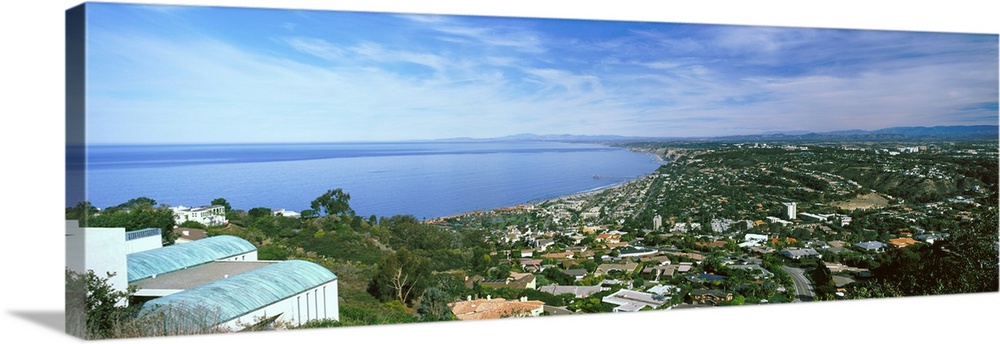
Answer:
[601,289,669,312]
[169,205,227,227]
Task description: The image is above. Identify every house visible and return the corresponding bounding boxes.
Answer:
[601,289,669,312]
[595,262,639,277]
[596,233,621,243]
[914,233,949,244]
[642,265,678,281]
[889,237,921,248]
[519,259,544,272]
[695,240,727,249]
[740,233,768,248]
[543,305,575,316]
[772,237,798,245]
[854,241,886,252]
[169,205,227,227]
[605,241,631,250]
[667,251,706,262]
[639,255,672,266]
[272,208,301,218]
[466,273,537,290]
[541,251,575,259]
[172,227,207,244]
[562,269,588,281]
[766,216,792,226]
[687,273,726,284]
[748,246,776,254]
[687,289,733,304]
[779,248,822,260]
[448,296,545,320]
[729,264,775,279]
[538,285,606,298]
[646,284,680,296]
[535,238,555,251]
[598,279,627,287]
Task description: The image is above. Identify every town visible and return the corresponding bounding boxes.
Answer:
[66,138,999,338]
[432,139,998,312]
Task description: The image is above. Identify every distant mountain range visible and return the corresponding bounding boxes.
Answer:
[474,125,998,143]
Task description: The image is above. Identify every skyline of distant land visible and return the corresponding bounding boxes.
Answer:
[80,3,997,145]
[79,124,999,146]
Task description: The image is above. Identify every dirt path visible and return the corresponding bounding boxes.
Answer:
[832,192,889,210]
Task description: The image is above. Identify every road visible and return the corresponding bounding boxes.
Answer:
[781,266,815,302]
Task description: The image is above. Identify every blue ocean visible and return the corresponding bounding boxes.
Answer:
[68,141,662,220]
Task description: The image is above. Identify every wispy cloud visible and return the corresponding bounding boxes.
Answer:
[84,3,998,144]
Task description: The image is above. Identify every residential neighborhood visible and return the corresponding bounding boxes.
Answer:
[429,139,998,312]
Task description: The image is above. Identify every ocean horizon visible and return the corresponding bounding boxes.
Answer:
[68,140,664,220]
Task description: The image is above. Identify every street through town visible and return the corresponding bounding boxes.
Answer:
[781,266,816,302]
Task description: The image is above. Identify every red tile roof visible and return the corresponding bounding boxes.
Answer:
[449,298,545,320]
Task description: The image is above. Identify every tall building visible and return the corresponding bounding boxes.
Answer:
[653,214,662,231]
[782,202,797,220]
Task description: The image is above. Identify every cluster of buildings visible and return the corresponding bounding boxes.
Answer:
[66,220,339,332]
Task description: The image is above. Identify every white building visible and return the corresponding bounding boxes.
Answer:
[739,233,769,248]
[272,208,301,218]
[798,212,829,222]
[66,220,131,298]
[136,260,339,331]
[782,202,797,220]
[169,205,227,227]
[653,214,662,231]
[601,289,669,312]
[766,216,792,226]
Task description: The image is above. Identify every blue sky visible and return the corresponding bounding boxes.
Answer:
[84,3,999,144]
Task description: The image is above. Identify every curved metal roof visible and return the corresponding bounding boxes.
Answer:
[137,260,337,328]
[126,235,256,282]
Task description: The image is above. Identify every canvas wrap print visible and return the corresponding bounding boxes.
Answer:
[64,2,1000,340]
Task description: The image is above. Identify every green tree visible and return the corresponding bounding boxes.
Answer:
[105,197,158,212]
[542,268,575,285]
[177,220,206,229]
[247,207,273,220]
[417,287,455,322]
[86,202,178,245]
[66,201,98,222]
[211,197,232,213]
[368,248,431,305]
[65,269,138,339]
[311,188,355,218]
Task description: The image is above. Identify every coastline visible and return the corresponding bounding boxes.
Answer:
[429,146,667,223]
[535,146,665,204]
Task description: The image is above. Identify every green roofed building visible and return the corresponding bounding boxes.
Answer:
[127,235,257,283]
[137,260,339,331]
[66,221,339,332]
